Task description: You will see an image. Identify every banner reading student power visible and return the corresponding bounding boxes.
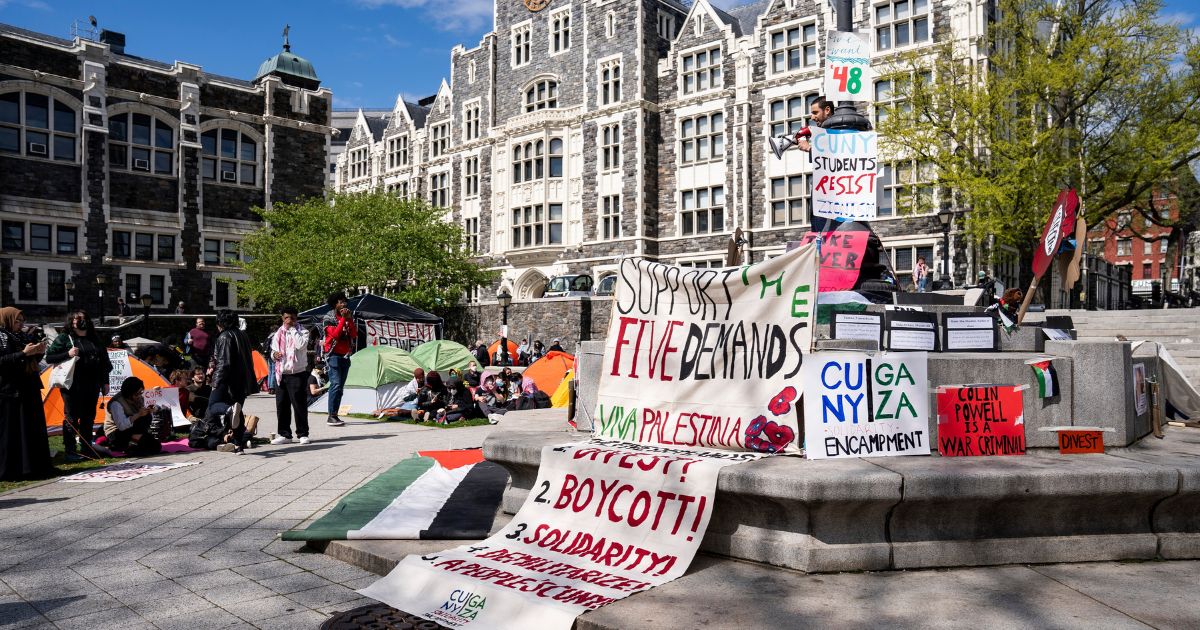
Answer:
[592,246,819,453]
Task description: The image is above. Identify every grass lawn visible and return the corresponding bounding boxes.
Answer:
[0,435,115,494]
[348,413,491,429]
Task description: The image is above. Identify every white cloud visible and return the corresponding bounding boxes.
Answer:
[1156,11,1197,26]
[355,0,493,32]
[382,33,407,48]
[333,96,361,108]
[709,0,757,9]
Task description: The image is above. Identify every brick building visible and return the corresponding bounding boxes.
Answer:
[1088,189,1182,299]
[0,23,333,320]
[335,0,1004,301]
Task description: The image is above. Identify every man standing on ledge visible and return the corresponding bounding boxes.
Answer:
[322,292,356,427]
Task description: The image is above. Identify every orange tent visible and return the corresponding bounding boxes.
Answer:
[253,351,269,383]
[488,339,519,364]
[40,354,172,429]
[523,350,575,396]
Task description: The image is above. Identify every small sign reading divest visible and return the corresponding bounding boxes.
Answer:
[823,31,874,102]
[811,128,879,221]
[803,351,930,459]
[108,350,131,392]
[936,385,1026,456]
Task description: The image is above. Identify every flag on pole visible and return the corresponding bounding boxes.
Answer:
[1028,359,1058,398]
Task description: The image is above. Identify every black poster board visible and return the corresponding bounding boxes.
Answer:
[1045,315,1074,330]
[941,312,998,352]
[885,310,939,351]
[830,310,884,348]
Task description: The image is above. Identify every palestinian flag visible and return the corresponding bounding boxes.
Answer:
[282,449,507,541]
[1028,359,1059,398]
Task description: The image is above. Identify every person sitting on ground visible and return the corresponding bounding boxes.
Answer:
[308,362,328,407]
[446,368,463,383]
[435,376,478,424]
[392,367,426,419]
[104,377,162,455]
[186,366,210,419]
[463,361,482,388]
[474,374,508,422]
[412,371,449,422]
[517,339,531,366]
[169,369,192,417]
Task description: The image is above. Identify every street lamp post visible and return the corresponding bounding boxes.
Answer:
[96,273,107,325]
[497,289,512,367]
[937,208,953,287]
[139,293,153,337]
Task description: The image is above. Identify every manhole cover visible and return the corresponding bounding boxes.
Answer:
[322,603,448,630]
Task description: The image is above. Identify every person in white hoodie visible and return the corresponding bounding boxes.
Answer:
[270,306,312,445]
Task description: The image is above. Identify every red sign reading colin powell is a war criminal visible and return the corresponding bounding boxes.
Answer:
[936,385,1026,456]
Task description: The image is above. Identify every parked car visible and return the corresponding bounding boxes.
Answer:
[594,274,618,297]
[543,274,594,298]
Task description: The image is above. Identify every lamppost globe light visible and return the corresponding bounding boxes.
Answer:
[139,293,153,309]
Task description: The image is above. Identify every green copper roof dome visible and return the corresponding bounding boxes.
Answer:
[255,41,320,89]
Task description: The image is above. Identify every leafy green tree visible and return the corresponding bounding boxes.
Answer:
[877,0,1200,256]
[234,192,496,313]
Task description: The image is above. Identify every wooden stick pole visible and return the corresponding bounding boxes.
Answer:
[1016,275,1041,324]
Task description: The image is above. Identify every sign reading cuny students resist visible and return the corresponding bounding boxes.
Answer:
[823,31,874,102]
[936,385,1026,456]
[811,128,878,221]
[593,246,818,453]
[802,351,930,459]
[796,230,868,292]
[360,440,755,630]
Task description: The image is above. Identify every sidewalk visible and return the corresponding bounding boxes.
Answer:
[0,394,560,630]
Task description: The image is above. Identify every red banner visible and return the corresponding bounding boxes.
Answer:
[1032,189,1078,278]
[798,230,869,292]
[935,385,1026,456]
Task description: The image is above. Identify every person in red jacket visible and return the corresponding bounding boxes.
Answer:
[321,292,357,427]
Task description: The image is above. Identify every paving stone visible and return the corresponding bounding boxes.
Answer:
[0,593,51,629]
[151,605,249,630]
[257,571,334,595]
[219,594,307,622]
[48,605,154,630]
[32,591,122,621]
[230,561,306,582]
[285,583,363,609]
[199,581,276,607]
[173,569,245,592]
[251,609,330,630]
[128,592,215,621]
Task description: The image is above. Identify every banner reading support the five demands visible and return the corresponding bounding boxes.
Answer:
[592,246,819,453]
[802,351,931,459]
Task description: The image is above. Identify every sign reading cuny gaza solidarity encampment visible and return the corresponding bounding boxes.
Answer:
[593,246,819,453]
[360,440,753,630]
[936,385,1026,456]
[802,351,931,459]
[811,128,878,221]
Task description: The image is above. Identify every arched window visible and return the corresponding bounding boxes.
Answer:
[0,90,77,161]
[201,127,258,185]
[109,112,174,174]
[524,80,558,112]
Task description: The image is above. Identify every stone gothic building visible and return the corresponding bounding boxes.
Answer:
[0,23,333,319]
[336,0,1007,300]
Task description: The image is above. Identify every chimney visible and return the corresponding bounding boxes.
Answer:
[100,29,125,54]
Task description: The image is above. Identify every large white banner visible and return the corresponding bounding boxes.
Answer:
[592,246,819,453]
[365,319,437,350]
[811,127,879,221]
[802,351,931,459]
[360,440,754,630]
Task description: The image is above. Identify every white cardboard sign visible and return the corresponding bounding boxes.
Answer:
[823,31,874,102]
[811,128,879,220]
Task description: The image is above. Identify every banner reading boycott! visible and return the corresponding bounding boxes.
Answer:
[811,128,878,221]
[592,246,819,453]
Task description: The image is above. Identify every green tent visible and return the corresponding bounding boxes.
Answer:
[410,340,476,375]
[345,346,422,389]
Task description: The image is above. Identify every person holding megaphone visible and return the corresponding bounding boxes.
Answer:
[769,96,834,157]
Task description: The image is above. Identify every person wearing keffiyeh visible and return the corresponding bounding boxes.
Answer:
[270,306,312,445]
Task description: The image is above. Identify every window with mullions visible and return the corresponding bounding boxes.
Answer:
[770,175,811,226]
[769,94,819,136]
[48,269,65,302]
[464,217,480,253]
[109,113,173,174]
[463,104,481,141]
[511,138,564,183]
[680,186,725,235]
[601,195,621,240]
[464,156,480,198]
[525,80,559,112]
[430,122,450,158]
[680,47,722,95]
[874,71,931,125]
[876,160,934,217]
[600,60,621,106]
[550,9,571,53]
[680,112,724,164]
[30,223,51,253]
[149,275,165,304]
[513,24,532,66]
[600,124,621,171]
[0,91,77,161]
[1,221,23,251]
[875,0,931,51]
[769,23,818,74]
[201,128,257,185]
[57,226,77,255]
[18,268,36,302]
[511,204,564,248]
[387,135,409,169]
[158,235,175,261]
[429,172,449,208]
[135,233,153,260]
[112,231,131,259]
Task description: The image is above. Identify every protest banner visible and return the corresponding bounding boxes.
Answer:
[108,350,131,392]
[365,319,437,350]
[823,31,873,102]
[795,230,869,291]
[802,351,931,459]
[591,246,818,453]
[143,387,189,426]
[810,127,879,221]
[936,385,1026,456]
[360,439,755,630]
[1017,189,1079,323]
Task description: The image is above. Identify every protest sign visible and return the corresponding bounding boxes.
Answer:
[1017,189,1079,323]
[823,31,874,102]
[941,313,997,351]
[592,246,818,453]
[810,128,879,221]
[1057,429,1104,454]
[936,385,1026,456]
[831,311,883,347]
[108,350,131,391]
[1042,328,1072,341]
[60,462,197,483]
[796,230,869,291]
[802,351,931,459]
[143,387,189,426]
[360,439,755,630]
[366,319,437,350]
[885,310,938,351]
[1133,363,1148,416]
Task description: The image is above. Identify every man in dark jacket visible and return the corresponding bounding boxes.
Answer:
[207,309,257,453]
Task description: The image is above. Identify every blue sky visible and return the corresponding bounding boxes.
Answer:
[1,0,1197,110]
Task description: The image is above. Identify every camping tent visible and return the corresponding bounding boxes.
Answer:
[523,350,575,396]
[308,345,422,415]
[253,351,269,384]
[300,294,443,352]
[488,339,519,364]
[410,340,476,375]
[551,369,573,408]
[40,354,171,430]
